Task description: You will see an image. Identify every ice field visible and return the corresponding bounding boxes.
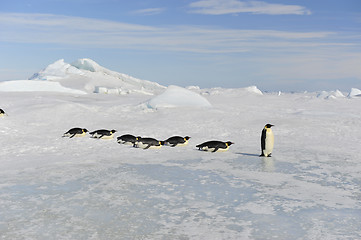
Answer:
[0,59,360,239]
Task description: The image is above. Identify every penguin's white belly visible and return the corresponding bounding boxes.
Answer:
[76,132,87,137]
[119,140,134,145]
[100,135,114,139]
[215,146,229,152]
[201,146,228,152]
[201,146,214,152]
[148,145,162,149]
[64,132,86,137]
[92,133,114,139]
[263,131,274,156]
[168,141,188,147]
[135,142,161,149]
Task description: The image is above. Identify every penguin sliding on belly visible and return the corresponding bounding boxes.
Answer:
[260,124,274,157]
[134,137,164,149]
[89,129,117,139]
[196,140,234,152]
[164,136,190,147]
[117,134,140,145]
[0,108,7,117]
[63,128,89,138]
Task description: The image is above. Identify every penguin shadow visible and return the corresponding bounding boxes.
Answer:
[236,152,260,157]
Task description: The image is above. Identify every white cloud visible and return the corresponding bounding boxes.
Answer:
[189,0,311,15]
[131,8,166,16]
[0,13,333,53]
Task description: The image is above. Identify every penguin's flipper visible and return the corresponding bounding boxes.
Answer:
[144,144,151,150]
[171,144,177,147]
[212,147,219,153]
[70,134,76,138]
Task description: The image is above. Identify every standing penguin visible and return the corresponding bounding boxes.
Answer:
[164,136,190,147]
[260,124,274,157]
[63,128,89,138]
[89,129,117,139]
[196,140,233,152]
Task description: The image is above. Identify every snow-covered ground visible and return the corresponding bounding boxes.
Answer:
[0,60,360,239]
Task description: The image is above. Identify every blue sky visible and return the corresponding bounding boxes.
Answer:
[0,0,360,91]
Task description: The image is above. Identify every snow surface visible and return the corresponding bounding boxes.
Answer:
[146,85,212,109]
[1,86,361,239]
[0,59,360,239]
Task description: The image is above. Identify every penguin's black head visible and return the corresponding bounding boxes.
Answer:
[111,130,117,133]
[184,136,191,140]
[226,141,234,146]
[265,124,274,128]
[83,128,89,133]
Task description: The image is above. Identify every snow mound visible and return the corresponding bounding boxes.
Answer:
[244,86,263,95]
[146,85,212,109]
[317,90,345,99]
[197,86,263,96]
[347,88,361,98]
[29,58,166,95]
[0,80,86,94]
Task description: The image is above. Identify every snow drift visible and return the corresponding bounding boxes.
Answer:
[317,90,345,99]
[196,85,263,96]
[0,80,86,94]
[146,85,212,109]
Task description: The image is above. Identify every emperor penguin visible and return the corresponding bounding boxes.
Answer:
[63,128,88,138]
[260,124,274,157]
[0,108,6,117]
[89,129,117,139]
[164,136,190,147]
[196,140,234,152]
[117,134,140,145]
[134,137,164,149]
